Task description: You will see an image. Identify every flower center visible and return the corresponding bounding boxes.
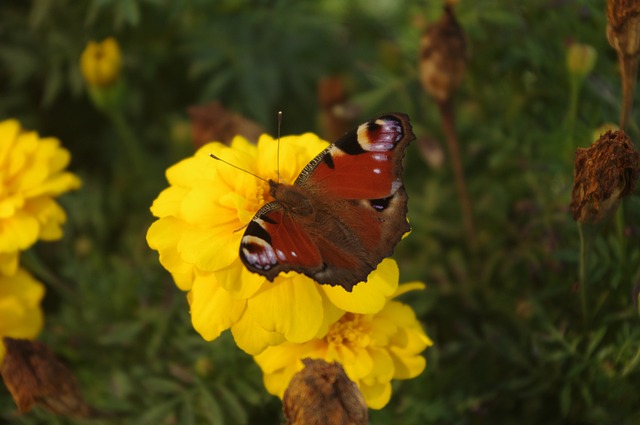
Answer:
[325,313,371,349]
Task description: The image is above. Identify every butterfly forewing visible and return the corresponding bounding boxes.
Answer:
[295,113,412,199]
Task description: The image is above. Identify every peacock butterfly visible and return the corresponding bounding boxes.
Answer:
[240,112,415,292]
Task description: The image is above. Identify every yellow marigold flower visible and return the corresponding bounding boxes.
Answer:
[147,134,401,355]
[0,267,45,364]
[80,37,122,87]
[0,120,82,275]
[254,282,432,410]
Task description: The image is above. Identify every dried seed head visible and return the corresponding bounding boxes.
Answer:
[187,101,264,148]
[317,76,358,141]
[0,338,99,418]
[418,5,467,104]
[607,0,640,56]
[283,358,368,425]
[606,0,640,129]
[570,130,640,223]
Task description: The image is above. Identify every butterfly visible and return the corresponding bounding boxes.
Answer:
[240,113,415,291]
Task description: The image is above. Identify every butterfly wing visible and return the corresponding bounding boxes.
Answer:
[240,113,415,291]
[296,112,413,199]
[296,113,414,287]
[239,202,325,281]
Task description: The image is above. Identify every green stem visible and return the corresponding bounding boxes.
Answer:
[437,100,477,252]
[578,222,587,325]
[107,109,144,172]
[22,250,79,305]
[566,76,580,158]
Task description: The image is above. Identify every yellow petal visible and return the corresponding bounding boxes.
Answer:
[312,290,346,339]
[339,345,373,380]
[393,281,426,298]
[150,186,188,218]
[0,252,19,275]
[189,274,246,341]
[389,349,426,380]
[246,275,324,343]
[254,342,315,374]
[215,259,265,298]
[165,154,217,188]
[22,172,81,198]
[24,197,66,241]
[0,120,21,164]
[178,225,238,270]
[322,258,398,314]
[366,347,395,382]
[359,381,392,410]
[231,311,286,355]
[180,185,231,226]
[147,218,195,288]
[262,366,296,398]
[0,268,45,348]
[0,212,39,251]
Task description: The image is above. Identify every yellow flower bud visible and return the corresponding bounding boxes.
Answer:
[566,43,597,79]
[80,37,122,87]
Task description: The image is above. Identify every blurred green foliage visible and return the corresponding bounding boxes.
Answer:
[2,0,640,424]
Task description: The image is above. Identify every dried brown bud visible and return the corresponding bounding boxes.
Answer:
[416,135,445,169]
[607,0,640,56]
[418,5,467,104]
[317,76,358,142]
[282,358,368,425]
[606,0,640,129]
[1,338,98,418]
[570,130,640,222]
[188,101,265,149]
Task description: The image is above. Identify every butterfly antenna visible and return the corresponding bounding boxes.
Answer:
[208,154,268,183]
[277,111,282,183]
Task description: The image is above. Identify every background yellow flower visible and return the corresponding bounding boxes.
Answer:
[254,283,432,409]
[0,120,82,275]
[0,267,45,364]
[80,37,122,88]
[147,134,402,354]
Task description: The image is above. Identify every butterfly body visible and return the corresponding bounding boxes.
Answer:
[240,113,414,291]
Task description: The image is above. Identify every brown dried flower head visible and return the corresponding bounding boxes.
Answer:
[418,5,467,104]
[570,130,640,223]
[282,358,368,425]
[317,76,358,142]
[187,101,265,149]
[0,338,97,418]
[607,0,640,56]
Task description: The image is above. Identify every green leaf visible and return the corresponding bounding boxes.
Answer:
[137,397,180,425]
[142,377,185,395]
[199,386,224,425]
[217,384,248,425]
[560,384,571,417]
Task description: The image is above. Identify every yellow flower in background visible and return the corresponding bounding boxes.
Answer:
[0,268,45,364]
[0,120,82,275]
[254,283,432,409]
[80,37,122,87]
[147,134,400,355]
[566,42,597,80]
